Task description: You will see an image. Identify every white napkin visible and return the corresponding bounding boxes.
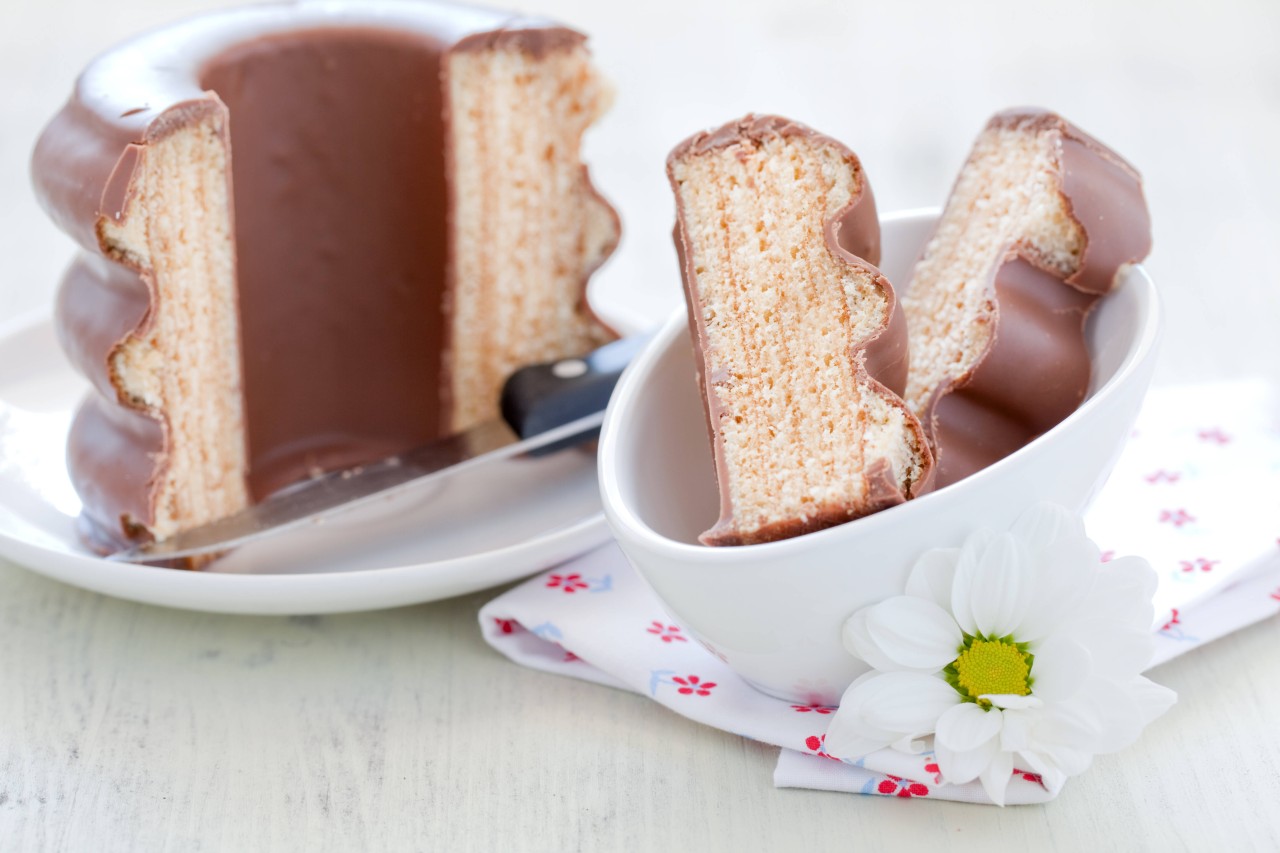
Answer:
[479,382,1280,804]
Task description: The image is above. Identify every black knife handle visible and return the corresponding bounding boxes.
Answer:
[500,334,651,449]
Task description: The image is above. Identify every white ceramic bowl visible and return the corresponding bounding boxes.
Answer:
[599,210,1161,706]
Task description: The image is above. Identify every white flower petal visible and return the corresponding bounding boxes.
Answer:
[1036,536,1102,577]
[978,749,1014,806]
[837,669,884,698]
[1010,502,1085,554]
[855,672,963,735]
[1030,634,1091,702]
[1015,748,1069,793]
[936,702,1003,752]
[1101,555,1159,603]
[905,547,961,609]
[1085,557,1159,631]
[934,704,1001,786]
[1034,693,1106,753]
[1067,675,1168,754]
[1130,675,1178,725]
[821,726,894,762]
[890,733,931,754]
[864,597,963,672]
[823,673,901,760]
[841,608,905,672]
[936,737,1000,786]
[1011,540,1098,642]
[1032,741,1094,778]
[824,672,956,762]
[1091,693,1144,753]
[983,694,1043,711]
[954,533,1030,638]
[999,708,1032,752]
[1002,502,1111,643]
[1075,623,1155,679]
[949,528,995,635]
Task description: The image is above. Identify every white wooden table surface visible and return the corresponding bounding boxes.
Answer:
[3,0,1279,849]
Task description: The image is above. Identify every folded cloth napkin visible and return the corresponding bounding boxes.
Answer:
[480,381,1280,804]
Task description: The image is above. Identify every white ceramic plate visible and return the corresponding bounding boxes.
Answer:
[0,313,628,614]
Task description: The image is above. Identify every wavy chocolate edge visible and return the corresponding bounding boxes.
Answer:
[41,98,228,545]
[920,108,1153,490]
[32,3,617,550]
[667,114,932,547]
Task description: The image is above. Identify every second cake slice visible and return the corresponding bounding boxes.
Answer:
[668,115,932,546]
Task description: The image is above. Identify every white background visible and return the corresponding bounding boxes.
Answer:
[2,0,1278,848]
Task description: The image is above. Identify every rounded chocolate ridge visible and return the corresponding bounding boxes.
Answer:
[922,109,1153,490]
[667,114,932,546]
[32,1,613,548]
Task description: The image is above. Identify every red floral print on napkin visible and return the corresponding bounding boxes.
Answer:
[1014,769,1046,789]
[876,775,929,798]
[1159,509,1196,528]
[672,675,716,696]
[646,622,687,643]
[1197,428,1232,445]
[546,573,589,593]
[803,734,841,762]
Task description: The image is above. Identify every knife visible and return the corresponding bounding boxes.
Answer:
[109,334,648,564]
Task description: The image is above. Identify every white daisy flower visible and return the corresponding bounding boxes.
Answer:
[823,502,1177,805]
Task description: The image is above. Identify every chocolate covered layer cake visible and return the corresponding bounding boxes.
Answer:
[33,2,619,549]
[668,116,932,547]
[902,109,1152,490]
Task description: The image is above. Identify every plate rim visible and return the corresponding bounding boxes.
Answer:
[0,310,617,613]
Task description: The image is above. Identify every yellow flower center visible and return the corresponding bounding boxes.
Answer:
[946,637,1033,707]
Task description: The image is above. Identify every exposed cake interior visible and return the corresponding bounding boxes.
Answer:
[447,37,617,432]
[101,108,245,540]
[903,122,1085,413]
[96,26,618,543]
[672,133,925,544]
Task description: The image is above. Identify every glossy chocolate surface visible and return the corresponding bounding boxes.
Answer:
[32,3,599,546]
[921,109,1153,490]
[202,29,454,500]
[927,256,1099,486]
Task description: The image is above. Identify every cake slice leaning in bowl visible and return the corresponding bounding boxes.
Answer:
[667,115,933,547]
[902,108,1153,490]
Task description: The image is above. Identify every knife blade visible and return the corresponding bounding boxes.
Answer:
[109,333,648,564]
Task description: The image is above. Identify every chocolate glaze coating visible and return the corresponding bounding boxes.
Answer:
[668,114,931,546]
[38,99,226,546]
[32,2,616,548]
[200,28,458,501]
[919,109,1153,489]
